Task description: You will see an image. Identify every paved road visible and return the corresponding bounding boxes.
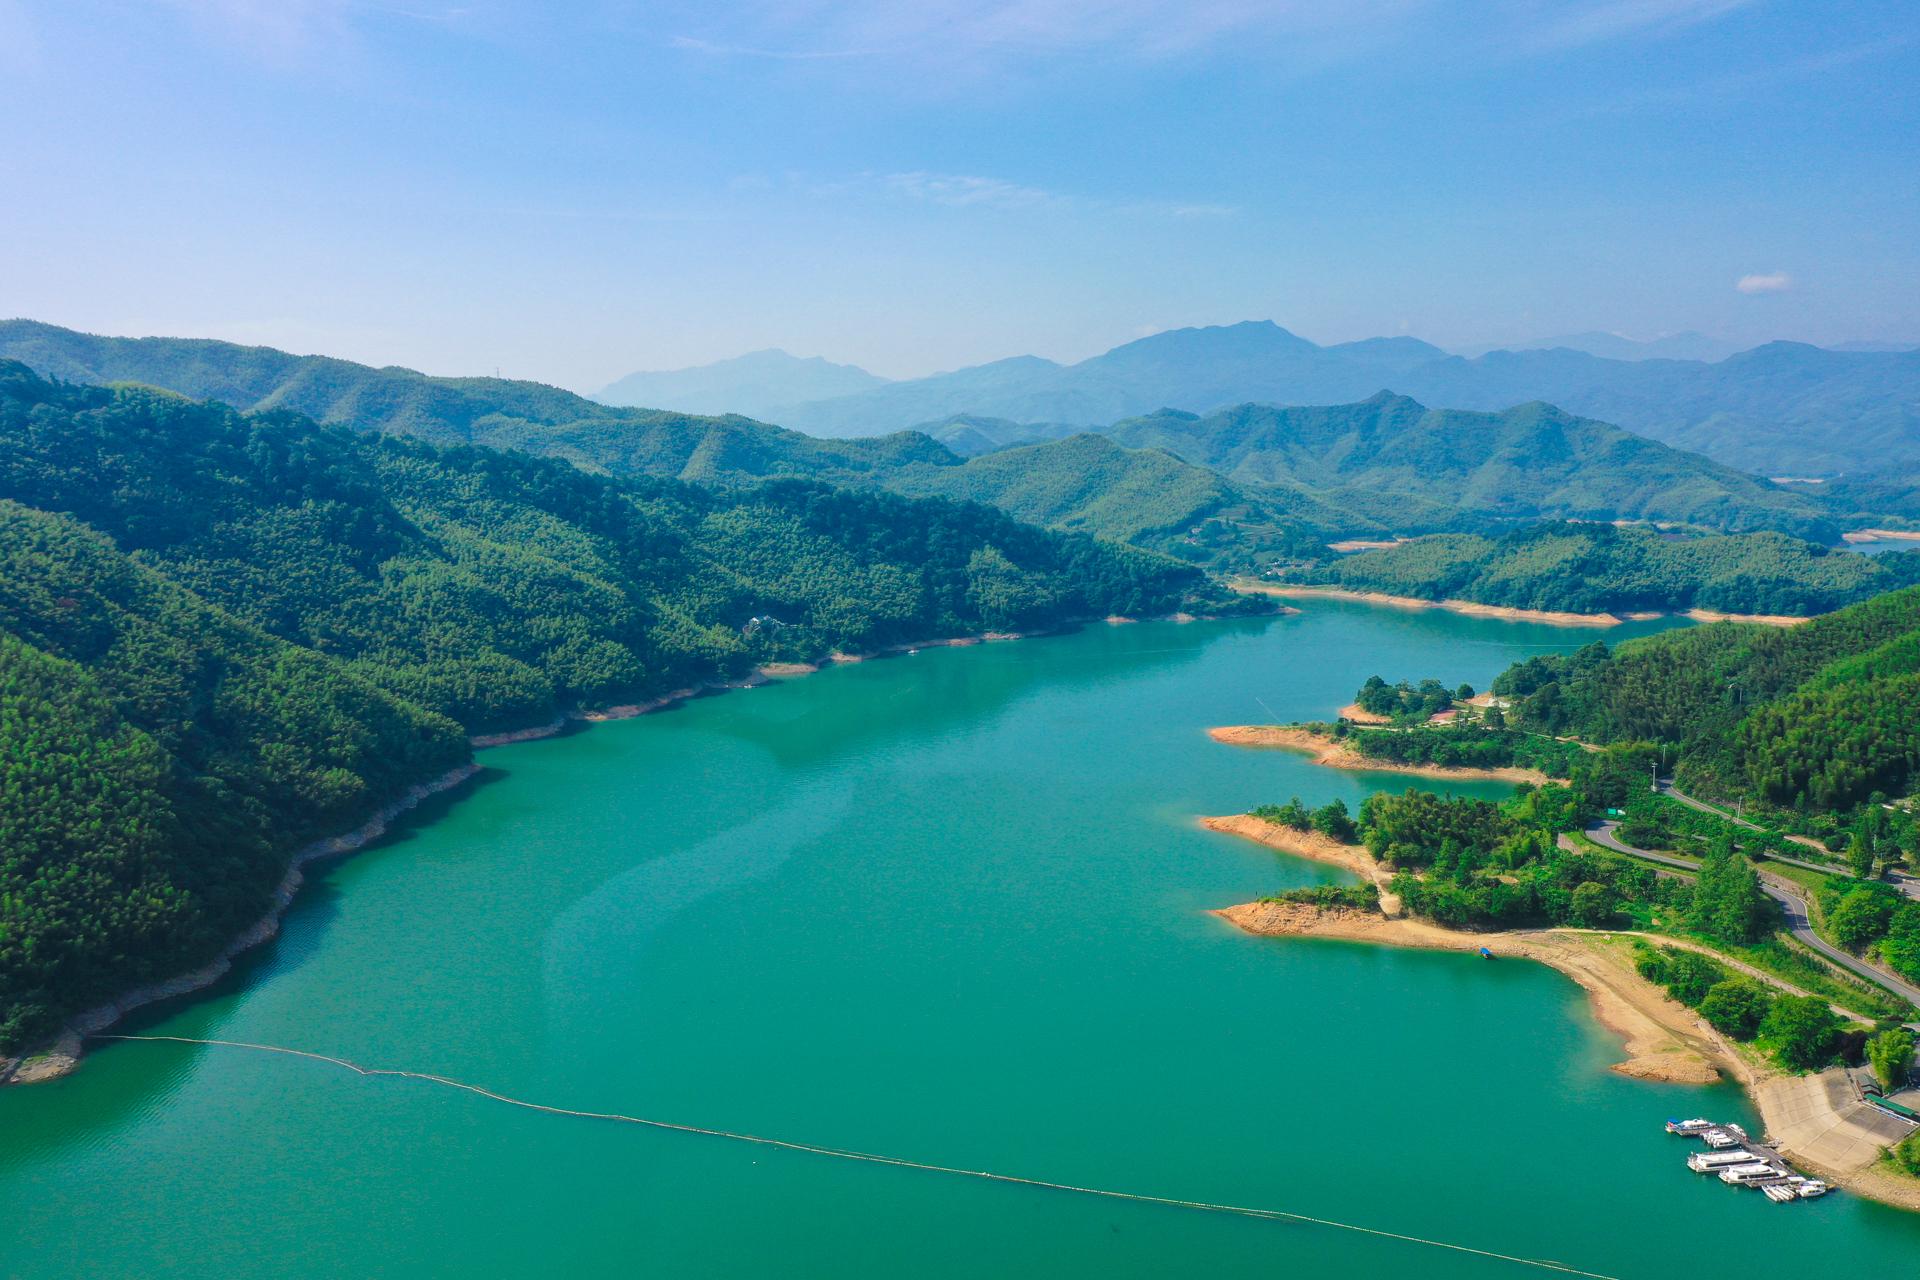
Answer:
[1579,820,1696,872]
[1660,780,1920,900]
[1572,819,1920,1013]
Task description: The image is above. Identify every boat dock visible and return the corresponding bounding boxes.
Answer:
[1666,1118,1828,1202]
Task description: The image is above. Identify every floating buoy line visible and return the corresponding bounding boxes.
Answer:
[97,1033,1618,1279]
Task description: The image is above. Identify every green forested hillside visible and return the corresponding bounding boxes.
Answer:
[0,323,1861,554]
[878,433,1350,561]
[0,362,1228,1053]
[0,502,469,1052]
[1,362,1216,733]
[1493,586,1920,810]
[1283,523,1920,617]
[1104,394,1840,542]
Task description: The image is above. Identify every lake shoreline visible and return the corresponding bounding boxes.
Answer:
[0,763,482,1088]
[1235,581,1813,628]
[2,609,1272,1087]
[1207,723,1553,785]
[1204,812,1920,1215]
[474,608,1290,747]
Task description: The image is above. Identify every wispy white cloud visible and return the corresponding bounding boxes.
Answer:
[668,33,869,61]
[1160,202,1241,219]
[665,1,1419,68]
[663,0,1754,71]
[1520,0,1755,53]
[882,170,1062,209]
[802,170,1237,219]
[1736,272,1793,294]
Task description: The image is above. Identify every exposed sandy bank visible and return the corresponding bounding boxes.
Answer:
[1233,582,1627,627]
[1682,608,1811,628]
[1335,702,1393,725]
[1199,814,1401,913]
[1207,807,1920,1208]
[469,718,567,748]
[1326,538,1410,553]
[1843,528,1920,543]
[1236,580,1822,628]
[1,763,482,1087]
[7,611,1257,1085]
[1207,724,1551,785]
[757,662,821,678]
[1213,902,1723,1084]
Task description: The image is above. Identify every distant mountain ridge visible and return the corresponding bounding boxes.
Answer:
[15,316,1919,476]
[1458,331,1741,362]
[0,319,1873,558]
[766,321,1454,438]
[595,348,887,419]
[745,322,1920,477]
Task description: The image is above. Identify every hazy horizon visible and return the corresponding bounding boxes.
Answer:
[3,1,1917,388]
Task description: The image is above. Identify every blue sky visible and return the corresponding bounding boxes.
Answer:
[1,1,1915,387]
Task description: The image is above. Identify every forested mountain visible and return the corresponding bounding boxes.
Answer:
[0,321,1900,573]
[0,500,469,1054]
[877,433,1349,561]
[914,415,1079,456]
[1403,342,1920,476]
[18,317,1916,476]
[0,362,1229,1053]
[1101,395,1838,542]
[766,321,1454,436]
[1493,586,1920,810]
[1286,524,1920,617]
[0,318,860,460]
[687,322,1920,476]
[595,348,887,419]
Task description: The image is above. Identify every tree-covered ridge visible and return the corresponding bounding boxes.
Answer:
[1492,585,1920,810]
[0,503,468,1052]
[1280,523,1920,617]
[1102,394,1840,542]
[1,363,1223,734]
[0,362,1232,1054]
[7,321,1895,565]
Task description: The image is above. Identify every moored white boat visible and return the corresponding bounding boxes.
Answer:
[1719,1163,1781,1185]
[1689,1150,1760,1172]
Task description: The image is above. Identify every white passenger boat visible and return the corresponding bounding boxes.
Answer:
[1689,1150,1760,1172]
[1795,1181,1829,1198]
[1762,1183,1797,1203]
[1703,1130,1741,1148]
[1665,1118,1715,1136]
[1719,1163,1781,1185]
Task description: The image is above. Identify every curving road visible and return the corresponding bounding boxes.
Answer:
[1572,819,1920,1014]
[1659,780,1920,900]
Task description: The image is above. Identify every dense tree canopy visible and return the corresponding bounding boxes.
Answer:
[1492,585,1920,812]
[1286,523,1920,618]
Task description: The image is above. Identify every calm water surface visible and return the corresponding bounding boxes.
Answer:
[5,600,1917,1277]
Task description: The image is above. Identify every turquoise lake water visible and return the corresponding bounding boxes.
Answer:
[4,599,1917,1277]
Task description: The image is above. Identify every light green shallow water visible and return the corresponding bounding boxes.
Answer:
[4,600,1917,1278]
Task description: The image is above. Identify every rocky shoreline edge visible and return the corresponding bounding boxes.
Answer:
[1203,813,1920,1215]
[3,609,1273,1086]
